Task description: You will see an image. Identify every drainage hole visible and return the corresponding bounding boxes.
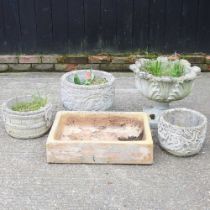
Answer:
[150,114,155,120]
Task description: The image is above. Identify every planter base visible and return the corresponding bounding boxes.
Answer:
[46,111,153,164]
[143,102,169,129]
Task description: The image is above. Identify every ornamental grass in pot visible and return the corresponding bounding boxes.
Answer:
[2,95,53,139]
[129,56,201,127]
[61,70,115,111]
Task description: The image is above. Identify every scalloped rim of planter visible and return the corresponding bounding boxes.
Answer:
[159,108,207,130]
[46,111,153,164]
[61,70,115,89]
[129,58,200,83]
[2,95,52,116]
[135,71,197,83]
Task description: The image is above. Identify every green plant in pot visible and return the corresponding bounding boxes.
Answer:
[73,70,107,85]
[11,94,47,112]
[143,59,184,77]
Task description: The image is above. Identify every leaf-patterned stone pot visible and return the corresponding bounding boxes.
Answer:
[129,57,200,103]
[61,70,115,111]
[2,95,53,139]
[158,108,207,157]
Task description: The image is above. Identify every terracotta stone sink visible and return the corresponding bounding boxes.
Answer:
[46,111,153,164]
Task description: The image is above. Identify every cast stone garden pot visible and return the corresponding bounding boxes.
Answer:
[129,57,201,127]
[61,70,115,111]
[158,108,207,157]
[2,95,53,139]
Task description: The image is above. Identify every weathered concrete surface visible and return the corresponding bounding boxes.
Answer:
[0,72,210,210]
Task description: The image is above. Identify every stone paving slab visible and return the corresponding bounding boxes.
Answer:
[0,72,210,210]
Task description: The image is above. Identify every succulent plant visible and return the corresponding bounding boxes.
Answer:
[73,70,107,85]
[74,70,95,85]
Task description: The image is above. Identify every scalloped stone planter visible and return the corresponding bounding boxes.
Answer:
[129,58,201,127]
[46,111,153,164]
[61,70,115,111]
[158,108,207,157]
[2,96,53,139]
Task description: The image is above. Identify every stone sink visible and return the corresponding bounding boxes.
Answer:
[46,111,153,164]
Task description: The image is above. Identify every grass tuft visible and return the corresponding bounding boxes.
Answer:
[12,95,47,112]
[143,60,184,77]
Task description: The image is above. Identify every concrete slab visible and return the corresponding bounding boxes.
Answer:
[0,72,210,210]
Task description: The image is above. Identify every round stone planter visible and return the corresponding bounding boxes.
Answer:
[129,57,201,127]
[2,95,53,139]
[158,108,207,157]
[61,70,115,111]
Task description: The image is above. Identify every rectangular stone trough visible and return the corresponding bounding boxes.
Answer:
[46,111,153,164]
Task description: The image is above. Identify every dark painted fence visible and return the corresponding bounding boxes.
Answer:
[0,0,209,54]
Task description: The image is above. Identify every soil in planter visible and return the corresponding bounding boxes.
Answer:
[90,77,107,85]
[70,75,108,85]
[58,116,144,142]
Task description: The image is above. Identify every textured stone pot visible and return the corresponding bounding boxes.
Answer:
[2,95,53,139]
[129,57,201,127]
[158,108,207,157]
[61,70,115,111]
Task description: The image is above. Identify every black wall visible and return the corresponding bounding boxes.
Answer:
[0,0,209,54]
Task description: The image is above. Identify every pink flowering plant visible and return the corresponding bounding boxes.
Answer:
[73,70,107,85]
